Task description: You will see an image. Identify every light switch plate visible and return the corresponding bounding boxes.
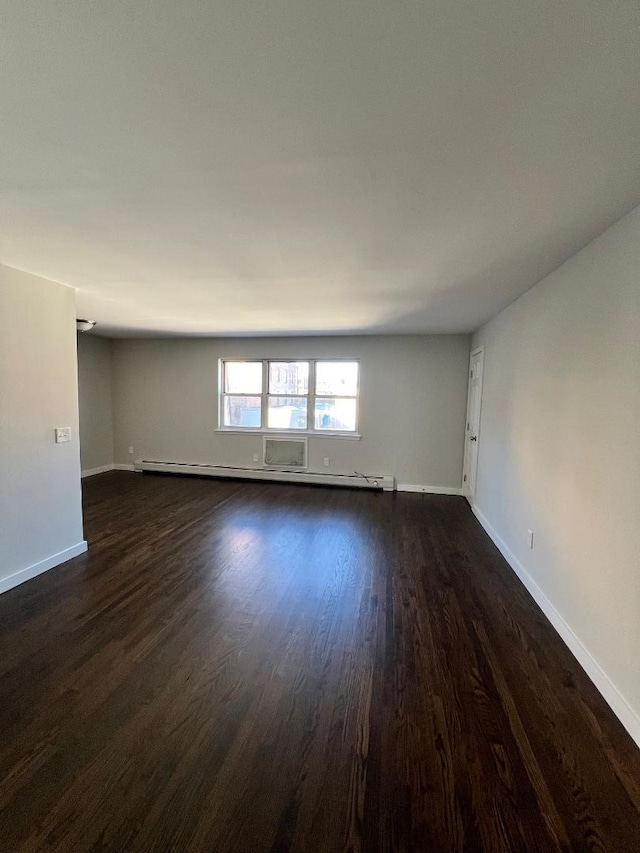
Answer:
[55,427,71,443]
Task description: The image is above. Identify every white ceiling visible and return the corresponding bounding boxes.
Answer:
[1,1,639,337]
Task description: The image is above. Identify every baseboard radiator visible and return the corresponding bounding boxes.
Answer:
[136,459,395,491]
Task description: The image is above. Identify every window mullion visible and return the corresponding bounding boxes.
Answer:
[309,360,316,433]
[262,360,269,429]
[219,360,225,427]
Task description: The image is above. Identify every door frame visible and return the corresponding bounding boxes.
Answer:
[462,345,484,506]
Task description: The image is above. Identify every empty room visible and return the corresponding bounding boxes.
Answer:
[1,1,639,851]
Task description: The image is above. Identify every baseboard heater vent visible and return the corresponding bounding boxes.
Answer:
[136,460,395,491]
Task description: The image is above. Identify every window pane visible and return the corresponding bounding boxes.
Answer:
[314,398,357,431]
[315,361,358,396]
[224,361,262,394]
[267,396,308,429]
[268,361,309,395]
[223,396,262,427]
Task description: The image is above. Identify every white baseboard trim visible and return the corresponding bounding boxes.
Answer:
[472,504,640,749]
[397,483,463,495]
[0,541,88,595]
[82,464,137,477]
[81,464,115,478]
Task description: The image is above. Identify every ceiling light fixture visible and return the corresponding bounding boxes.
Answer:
[76,319,97,332]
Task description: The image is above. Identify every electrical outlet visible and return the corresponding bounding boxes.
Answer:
[55,427,71,443]
[253,453,259,463]
[128,446,134,455]
[527,529,534,549]
[323,457,330,467]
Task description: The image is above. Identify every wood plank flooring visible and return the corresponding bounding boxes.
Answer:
[1,471,639,852]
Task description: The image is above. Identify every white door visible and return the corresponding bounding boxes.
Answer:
[462,347,484,505]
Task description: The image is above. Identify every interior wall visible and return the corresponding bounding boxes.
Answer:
[112,335,471,489]
[472,205,640,739]
[77,333,114,474]
[0,265,86,592]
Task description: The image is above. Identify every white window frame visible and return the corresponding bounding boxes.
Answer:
[217,358,361,438]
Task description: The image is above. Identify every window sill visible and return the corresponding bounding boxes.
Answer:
[215,429,362,441]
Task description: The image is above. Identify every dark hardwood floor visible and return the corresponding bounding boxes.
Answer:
[1,472,639,852]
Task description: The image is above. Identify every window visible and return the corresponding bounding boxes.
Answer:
[219,360,359,434]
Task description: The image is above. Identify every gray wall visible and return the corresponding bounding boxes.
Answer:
[112,335,471,489]
[472,205,640,739]
[0,265,85,591]
[77,334,115,474]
